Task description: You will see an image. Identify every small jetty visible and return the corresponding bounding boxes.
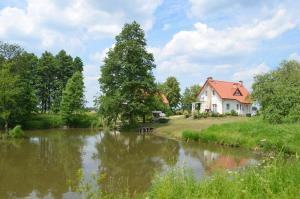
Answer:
[139,127,154,135]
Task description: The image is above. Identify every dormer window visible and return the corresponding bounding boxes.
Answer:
[234,89,242,96]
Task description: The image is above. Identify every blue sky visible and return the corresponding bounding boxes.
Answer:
[1,0,300,106]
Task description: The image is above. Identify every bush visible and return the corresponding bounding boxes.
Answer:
[68,114,98,128]
[230,110,238,116]
[9,125,25,138]
[175,110,183,115]
[183,110,190,118]
[211,112,219,117]
[158,117,169,123]
[182,130,200,141]
[246,113,251,117]
[23,114,64,129]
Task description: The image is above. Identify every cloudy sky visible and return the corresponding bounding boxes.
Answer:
[1,0,300,106]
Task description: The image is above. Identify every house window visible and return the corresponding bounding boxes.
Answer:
[205,91,208,96]
[212,104,217,113]
[236,104,239,110]
[212,90,215,96]
[226,104,230,110]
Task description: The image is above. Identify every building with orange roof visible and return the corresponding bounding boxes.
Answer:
[192,77,252,115]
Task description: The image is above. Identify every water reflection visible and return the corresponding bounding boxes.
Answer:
[0,130,258,199]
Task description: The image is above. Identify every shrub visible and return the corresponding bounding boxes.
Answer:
[183,110,190,118]
[9,125,25,138]
[175,110,183,115]
[158,117,169,123]
[68,114,98,128]
[23,114,64,129]
[230,110,238,116]
[211,112,219,117]
[225,112,232,116]
[246,113,251,117]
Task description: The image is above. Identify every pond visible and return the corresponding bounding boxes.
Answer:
[0,129,259,198]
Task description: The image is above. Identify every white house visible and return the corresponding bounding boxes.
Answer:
[192,77,252,115]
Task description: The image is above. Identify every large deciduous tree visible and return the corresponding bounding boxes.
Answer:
[161,76,181,112]
[60,71,85,124]
[182,84,201,111]
[252,60,300,123]
[99,21,156,126]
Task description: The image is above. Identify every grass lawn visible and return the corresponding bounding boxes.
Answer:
[182,117,300,154]
[152,116,248,139]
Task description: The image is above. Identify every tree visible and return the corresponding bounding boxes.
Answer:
[73,57,83,72]
[99,21,156,126]
[0,66,20,132]
[161,77,181,112]
[52,50,75,112]
[0,42,37,131]
[60,71,85,124]
[252,60,300,123]
[36,51,57,112]
[182,84,201,111]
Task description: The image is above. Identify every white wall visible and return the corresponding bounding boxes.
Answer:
[222,100,252,115]
[196,84,223,113]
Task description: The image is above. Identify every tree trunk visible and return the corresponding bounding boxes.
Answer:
[4,120,8,133]
[143,115,146,123]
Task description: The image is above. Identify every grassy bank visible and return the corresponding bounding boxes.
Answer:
[145,156,300,199]
[182,118,300,154]
[152,116,247,139]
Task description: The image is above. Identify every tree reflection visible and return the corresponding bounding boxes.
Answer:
[94,132,180,195]
[0,131,84,199]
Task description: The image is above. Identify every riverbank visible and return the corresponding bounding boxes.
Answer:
[144,156,300,199]
[182,118,300,154]
[152,116,247,139]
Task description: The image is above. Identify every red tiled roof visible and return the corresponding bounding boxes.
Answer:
[199,79,252,104]
[160,93,169,105]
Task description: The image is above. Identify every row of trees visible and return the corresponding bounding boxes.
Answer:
[0,41,85,130]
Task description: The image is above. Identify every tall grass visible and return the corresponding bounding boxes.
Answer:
[145,156,300,199]
[182,118,300,154]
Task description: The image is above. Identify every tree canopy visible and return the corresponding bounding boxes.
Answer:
[182,84,201,111]
[99,21,156,126]
[0,41,85,130]
[252,60,300,123]
[160,76,181,112]
[60,71,85,124]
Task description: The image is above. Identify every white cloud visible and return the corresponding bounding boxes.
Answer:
[232,63,270,87]
[160,9,294,59]
[0,0,162,50]
[152,9,295,82]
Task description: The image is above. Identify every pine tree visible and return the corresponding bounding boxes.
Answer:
[60,71,85,124]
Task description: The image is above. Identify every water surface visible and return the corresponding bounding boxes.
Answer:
[0,129,258,198]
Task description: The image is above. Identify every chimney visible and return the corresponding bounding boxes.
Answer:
[239,80,243,86]
[207,77,213,80]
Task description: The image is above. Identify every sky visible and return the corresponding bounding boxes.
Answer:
[1,0,300,106]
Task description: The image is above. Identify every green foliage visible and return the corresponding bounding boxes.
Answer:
[161,77,181,112]
[60,71,85,125]
[183,118,300,154]
[23,114,64,129]
[145,157,300,199]
[252,60,300,124]
[8,125,25,138]
[99,21,156,126]
[67,114,97,128]
[181,84,201,111]
[230,110,238,116]
[182,131,200,141]
[183,110,190,118]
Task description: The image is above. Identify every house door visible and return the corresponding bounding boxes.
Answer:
[212,104,217,113]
